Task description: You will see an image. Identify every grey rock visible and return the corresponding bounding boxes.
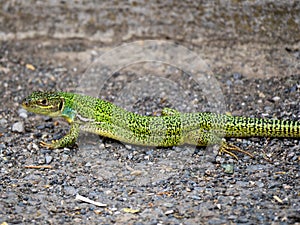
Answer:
[18,108,28,119]
[0,118,8,128]
[12,121,24,133]
[45,155,53,164]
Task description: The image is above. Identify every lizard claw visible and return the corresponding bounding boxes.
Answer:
[40,140,56,149]
[219,141,253,160]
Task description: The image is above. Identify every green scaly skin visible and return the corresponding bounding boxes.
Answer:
[22,91,300,159]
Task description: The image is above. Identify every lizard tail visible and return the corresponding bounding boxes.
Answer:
[224,116,300,138]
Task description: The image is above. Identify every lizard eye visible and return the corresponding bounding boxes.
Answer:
[39,99,48,106]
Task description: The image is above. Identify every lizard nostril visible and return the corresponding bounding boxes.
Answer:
[22,100,29,106]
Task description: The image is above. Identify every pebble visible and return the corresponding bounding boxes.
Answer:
[191,195,201,200]
[12,121,24,133]
[289,84,297,92]
[282,184,291,190]
[272,96,281,101]
[74,176,88,185]
[264,106,273,112]
[45,155,53,164]
[221,164,234,174]
[64,186,77,195]
[226,80,232,86]
[233,72,242,80]
[36,124,46,130]
[246,164,269,172]
[38,157,45,164]
[236,217,249,223]
[228,215,237,220]
[236,181,249,188]
[40,148,52,154]
[32,143,40,151]
[18,108,28,119]
[83,161,91,167]
[164,210,174,215]
[0,118,8,128]
[163,203,174,208]
[256,181,265,188]
[0,144,6,151]
[258,92,265,98]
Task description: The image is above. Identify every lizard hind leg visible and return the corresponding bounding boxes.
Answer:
[219,140,253,160]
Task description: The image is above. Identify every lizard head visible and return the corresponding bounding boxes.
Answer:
[22,91,64,117]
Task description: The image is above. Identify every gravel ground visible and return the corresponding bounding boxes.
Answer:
[0,1,300,224]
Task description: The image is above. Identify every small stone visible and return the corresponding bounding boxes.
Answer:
[0,118,8,128]
[256,181,264,188]
[12,121,25,133]
[0,143,6,150]
[236,217,249,223]
[221,164,234,174]
[45,155,53,164]
[191,195,201,200]
[258,92,265,98]
[283,184,291,190]
[18,108,28,119]
[36,124,46,130]
[226,80,232,86]
[105,190,112,195]
[261,113,269,117]
[31,188,38,193]
[289,85,297,92]
[233,72,242,80]
[74,176,88,185]
[163,203,174,208]
[64,186,77,195]
[165,209,174,215]
[38,157,45,164]
[32,143,39,151]
[130,170,143,176]
[236,181,249,188]
[228,215,237,220]
[85,162,92,167]
[264,106,273,112]
[272,96,280,101]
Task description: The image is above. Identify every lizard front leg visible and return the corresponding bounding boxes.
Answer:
[40,123,80,149]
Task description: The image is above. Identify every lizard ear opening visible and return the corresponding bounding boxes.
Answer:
[58,98,64,111]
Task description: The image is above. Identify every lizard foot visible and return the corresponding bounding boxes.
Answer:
[219,142,253,160]
[40,140,58,149]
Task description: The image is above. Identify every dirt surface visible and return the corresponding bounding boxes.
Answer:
[0,1,300,224]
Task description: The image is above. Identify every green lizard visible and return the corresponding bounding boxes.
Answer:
[22,91,300,159]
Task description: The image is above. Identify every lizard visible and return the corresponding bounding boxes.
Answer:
[21,91,300,160]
